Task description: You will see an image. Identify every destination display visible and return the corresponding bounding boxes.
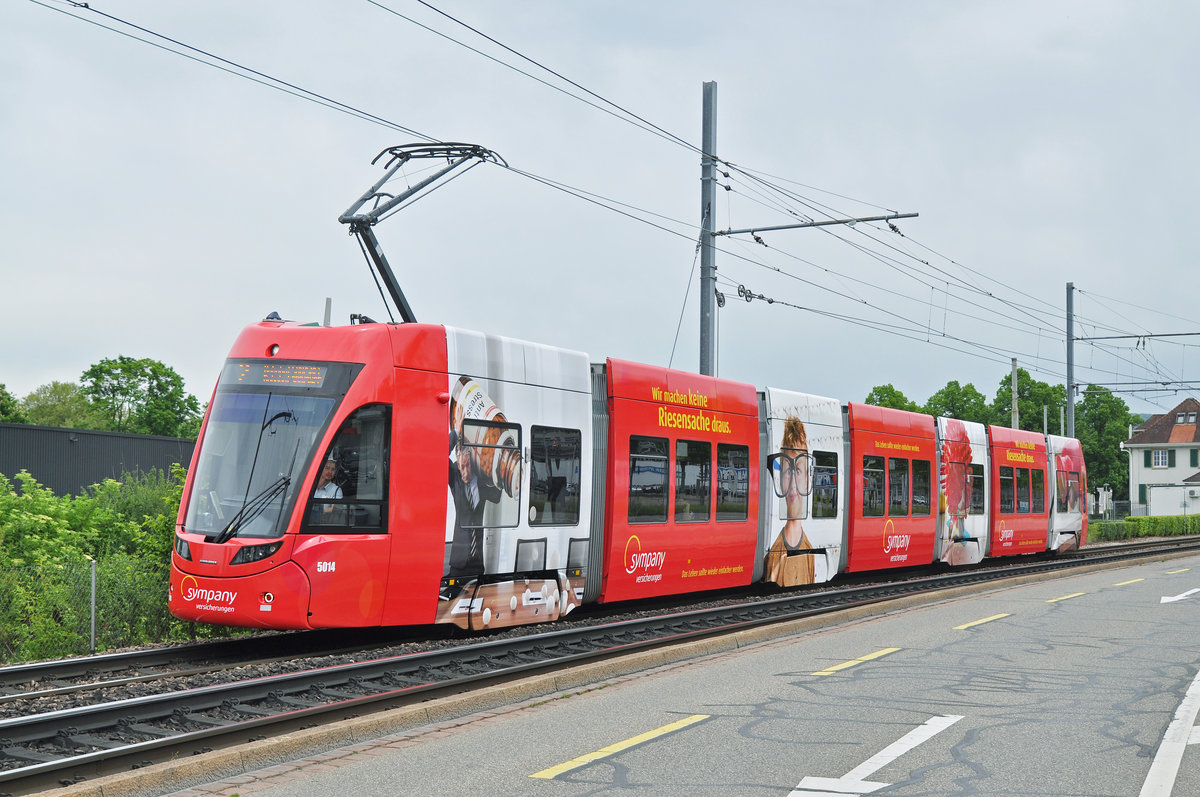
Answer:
[221,361,328,388]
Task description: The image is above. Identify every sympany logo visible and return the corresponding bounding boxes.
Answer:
[882,519,911,554]
[624,534,666,575]
[181,575,238,605]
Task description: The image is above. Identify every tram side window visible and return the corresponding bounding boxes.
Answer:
[305,404,390,533]
[629,436,668,523]
[716,443,749,521]
[1031,469,1045,514]
[999,466,1015,513]
[1016,468,1031,513]
[889,458,910,517]
[529,426,581,527]
[863,455,885,517]
[675,440,712,523]
[969,464,985,515]
[812,451,839,519]
[912,459,931,516]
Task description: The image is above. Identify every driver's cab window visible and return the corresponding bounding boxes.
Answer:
[304,404,390,533]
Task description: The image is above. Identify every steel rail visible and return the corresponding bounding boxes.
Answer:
[0,626,427,704]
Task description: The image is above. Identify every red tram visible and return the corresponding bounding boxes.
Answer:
[169,318,1087,632]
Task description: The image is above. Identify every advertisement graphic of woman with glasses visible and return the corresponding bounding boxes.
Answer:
[765,415,817,586]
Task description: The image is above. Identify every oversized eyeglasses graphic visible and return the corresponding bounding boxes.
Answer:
[768,451,814,497]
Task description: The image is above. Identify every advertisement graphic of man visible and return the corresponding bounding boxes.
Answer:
[448,428,501,577]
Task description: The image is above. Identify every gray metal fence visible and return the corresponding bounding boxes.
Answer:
[0,557,176,663]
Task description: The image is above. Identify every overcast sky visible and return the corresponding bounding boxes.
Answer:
[4,1,1196,419]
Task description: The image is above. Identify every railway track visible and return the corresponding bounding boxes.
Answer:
[0,626,437,717]
[2,536,1196,795]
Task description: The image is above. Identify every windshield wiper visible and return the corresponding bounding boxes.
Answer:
[214,398,298,544]
[213,474,290,544]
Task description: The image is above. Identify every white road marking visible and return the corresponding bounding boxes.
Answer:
[1141,668,1200,796]
[789,715,963,796]
[1160,588,1200,604]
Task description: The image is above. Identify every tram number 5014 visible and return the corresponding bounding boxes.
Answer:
[316,561,337,573]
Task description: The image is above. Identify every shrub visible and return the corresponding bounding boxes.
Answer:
[0,564,91,661]
[0,465,248,663]
[1089,515,1200,542]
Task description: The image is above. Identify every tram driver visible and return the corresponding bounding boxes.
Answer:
[312,456,344,522]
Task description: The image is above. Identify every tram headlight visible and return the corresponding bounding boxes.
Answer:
[230,540,284,565]
[174,536,192,561]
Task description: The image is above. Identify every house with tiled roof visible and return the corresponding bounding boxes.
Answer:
[1125,398,1200,516]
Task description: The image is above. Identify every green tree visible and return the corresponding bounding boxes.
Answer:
[81,356,201,438]
[990,369,1067,434]
[923,380,994,425]
[0,383,27,423]
[864,384,921,412]
[21,381,106,429]
[1074,386,1139,502]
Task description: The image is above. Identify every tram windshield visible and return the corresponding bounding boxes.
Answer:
[183,359,362,540]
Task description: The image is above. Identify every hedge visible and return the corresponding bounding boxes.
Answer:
[1089,515,1200,542]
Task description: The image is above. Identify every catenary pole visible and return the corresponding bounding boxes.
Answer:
[1066,282,1075,437]
[1011,358,1019,428]
[699,82,718,376]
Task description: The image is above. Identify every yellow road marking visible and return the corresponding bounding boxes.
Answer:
[1047,592,1086,603]
[530,714,709,779]
[1114,578,1144,586]
[811,647,901,676]
[954,613,1011,630]
[1167,568,1191,574]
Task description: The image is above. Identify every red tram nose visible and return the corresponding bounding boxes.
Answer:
[170,561,311,630]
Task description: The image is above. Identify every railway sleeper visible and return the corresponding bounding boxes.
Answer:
[166,713,228,728]
[65,733,123,750]
[267,695,320,709]
[2,746,58,764]
[121,722,174,738]
[222,704,276,717]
